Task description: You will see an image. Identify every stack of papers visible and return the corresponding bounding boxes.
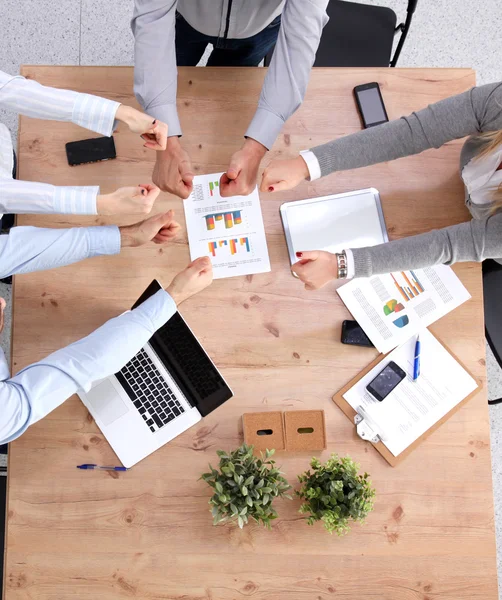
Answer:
[342,328,478,456]
[337,264,471,353]
[184,173,271,280]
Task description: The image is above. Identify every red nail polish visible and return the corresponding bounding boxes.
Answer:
[296,252,303,258]
[268,186,274,192]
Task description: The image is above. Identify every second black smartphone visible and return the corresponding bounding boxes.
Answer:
[366,361,407,402]
[353,82,389,129]
[66,136,116,166]
[341,320,374,348]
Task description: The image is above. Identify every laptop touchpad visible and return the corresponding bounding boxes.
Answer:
[87,380,129,426]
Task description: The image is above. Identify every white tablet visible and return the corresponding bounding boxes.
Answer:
[280,188,388,266]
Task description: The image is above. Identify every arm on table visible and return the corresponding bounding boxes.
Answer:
[0,69,120,137]
[0,178,99,216]
[0,289,176,444]
[0,225,120,279]
[310,82,502,178]
[132,0,181,136]
[351,211,502,277]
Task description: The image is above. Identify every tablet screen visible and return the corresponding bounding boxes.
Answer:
[281,189,388,263]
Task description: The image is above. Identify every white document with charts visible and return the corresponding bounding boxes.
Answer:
[337,265,471,353]
[183,173,271,279]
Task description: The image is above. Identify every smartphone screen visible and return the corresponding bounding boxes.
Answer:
[366,361,406,402]
[341,320,374,348]
[66,136,116,166]
[354,83,389,128]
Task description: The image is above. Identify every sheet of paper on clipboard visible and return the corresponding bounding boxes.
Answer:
[280,188,388,266]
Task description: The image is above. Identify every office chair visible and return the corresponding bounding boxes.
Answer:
[483,260,502,405]
[264,0,418,67]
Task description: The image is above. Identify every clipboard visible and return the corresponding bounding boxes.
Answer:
[280,188,388,267]
[332,335,482,466]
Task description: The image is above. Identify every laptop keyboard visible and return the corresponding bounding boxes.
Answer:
[115,348,186,433]
[156,313,223,398]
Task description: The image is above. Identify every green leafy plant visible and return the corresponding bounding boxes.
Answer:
[297,454,376,535]
[201,444,292,529]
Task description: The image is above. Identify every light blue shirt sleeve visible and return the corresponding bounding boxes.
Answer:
[0,178,99,215]
[0,225,121,279]
[0,289,177,444]
[0,69,120,137]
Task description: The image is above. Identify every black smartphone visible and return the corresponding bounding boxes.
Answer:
[366,360,407,402]
[353,82,389,129]
[341,320,374,348]
[65,136,116,166]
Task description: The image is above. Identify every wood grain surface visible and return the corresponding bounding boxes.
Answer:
[4,66,497,599]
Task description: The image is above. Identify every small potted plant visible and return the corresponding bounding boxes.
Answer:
[297,454,376,535]
[201,444,292,529]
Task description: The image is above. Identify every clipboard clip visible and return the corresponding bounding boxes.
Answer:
[354,405,384,444]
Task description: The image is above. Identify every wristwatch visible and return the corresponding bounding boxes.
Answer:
[335,251,348,279]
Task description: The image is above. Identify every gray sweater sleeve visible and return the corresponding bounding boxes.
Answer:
[351,212,502,278]
[311,82,502,177]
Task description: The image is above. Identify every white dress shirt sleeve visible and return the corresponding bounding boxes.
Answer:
[0,70,120,137]
[299,150,322,181]
[0,289,177,444]
[344,248,355,279]
[0,225,121,279]
[0,348,10,381]
[0,178,99,215]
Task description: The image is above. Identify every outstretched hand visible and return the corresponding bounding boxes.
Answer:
[167,257,213,305]
[220,139,267,197]
[119,209,181,248]
[291,250,339,290]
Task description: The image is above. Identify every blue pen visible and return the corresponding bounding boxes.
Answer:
[413,335,421,381]
[77,464,128,472]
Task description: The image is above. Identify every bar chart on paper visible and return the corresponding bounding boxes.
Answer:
[209,237,251,257]
[184,173,270,279]
[391,271,425,302]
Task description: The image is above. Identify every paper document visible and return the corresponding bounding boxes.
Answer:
[183,173,271,279]
[337,264,471,353]
[343,329,478,456]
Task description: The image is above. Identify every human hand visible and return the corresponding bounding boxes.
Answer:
[115,105,168,150]
[153,137,194,199]
[220,138,267,197]
[291,250,339,290]
[97,184,160,216]
[260,156,310,193]
[119,209,180,248]
[0,297,5,334]
[166,257,213,305]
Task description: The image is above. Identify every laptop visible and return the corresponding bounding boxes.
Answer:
[78,280,233,467]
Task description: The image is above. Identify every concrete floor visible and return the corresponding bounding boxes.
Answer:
[0,0,501,592]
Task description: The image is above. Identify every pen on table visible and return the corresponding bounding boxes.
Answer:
[413,335,421,381]
[77,464,128,471]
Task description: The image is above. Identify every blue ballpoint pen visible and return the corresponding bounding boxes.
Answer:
[413,335,421,381]
[77,464,128,471]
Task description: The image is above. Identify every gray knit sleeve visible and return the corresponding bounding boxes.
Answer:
[350,211,502,278]
[311,82,502,178]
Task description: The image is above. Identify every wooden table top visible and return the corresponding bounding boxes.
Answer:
[5,66,497,599]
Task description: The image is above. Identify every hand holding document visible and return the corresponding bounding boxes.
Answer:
[183,173,271,280]
[337,264,471,353]
[343,329,478,456]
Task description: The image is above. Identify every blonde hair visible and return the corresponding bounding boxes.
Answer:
[475,130,502,209]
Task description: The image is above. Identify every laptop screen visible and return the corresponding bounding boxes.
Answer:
[131,280,233,417]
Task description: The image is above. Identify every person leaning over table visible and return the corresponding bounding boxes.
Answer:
[259,81,502,288]
[0,211,213,444]
[131,0,328,199]
[0,68,168,222]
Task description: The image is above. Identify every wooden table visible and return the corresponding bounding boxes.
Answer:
[4,66,497,599]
